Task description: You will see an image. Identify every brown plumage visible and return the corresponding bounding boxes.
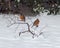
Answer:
[20,13,25,21]
[32,19,40,27]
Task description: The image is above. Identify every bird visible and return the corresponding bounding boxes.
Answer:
[19,13,25,21]
[32,19,40,27]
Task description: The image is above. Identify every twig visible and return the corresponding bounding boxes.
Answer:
[18,23,38,38]
[7,16,44,38]
[7,22,16,27]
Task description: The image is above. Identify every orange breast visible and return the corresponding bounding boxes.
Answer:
[20,15,25,21]
[33,19,40,26]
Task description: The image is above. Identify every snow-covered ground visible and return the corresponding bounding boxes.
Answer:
[0,12,60,48]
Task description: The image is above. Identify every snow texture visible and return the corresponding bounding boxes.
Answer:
[0,12,60,48]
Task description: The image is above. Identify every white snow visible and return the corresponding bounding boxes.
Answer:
[0,12,60,48]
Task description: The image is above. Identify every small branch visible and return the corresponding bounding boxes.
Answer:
[19,31,29,36]
[7,22,16,27]
[18,23,38,38]
[7,16,44,38]
[7,19,26,27]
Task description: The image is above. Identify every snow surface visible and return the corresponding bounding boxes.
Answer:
[0,12,60,48]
